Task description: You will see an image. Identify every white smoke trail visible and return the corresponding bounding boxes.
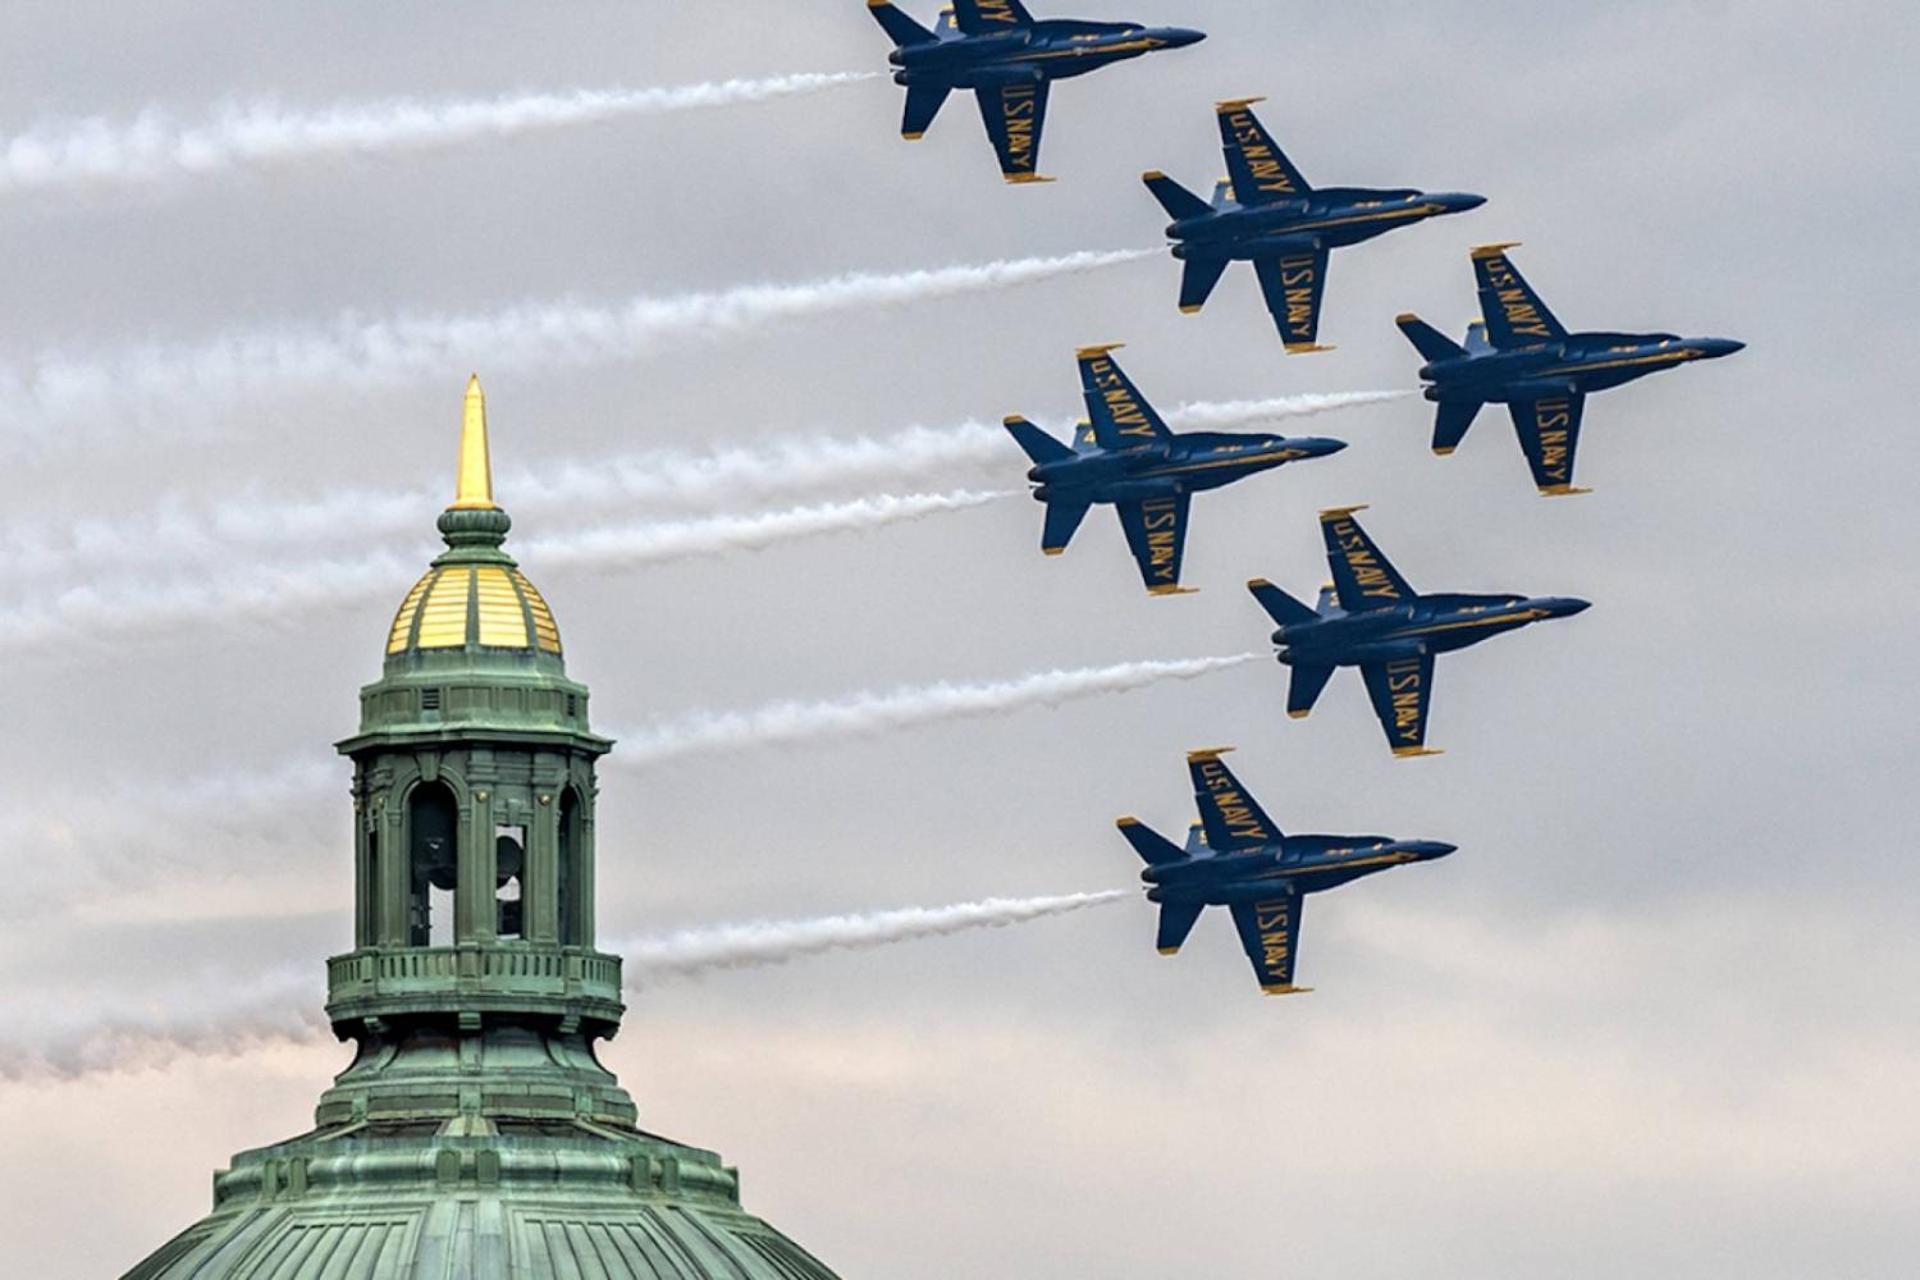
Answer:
[0,890,1126,1079]
[0,248,1155,446]
[0,756,344,923]
[0,73,879,195]
[6,651,1249,911]
[612,654,1262,765]
[0,491,1005,651]
[521,489,1013,571]
[622,890,1130,979]
[2,391,1403,586]
[1165,389,1409,427]
[0,965,326,1081]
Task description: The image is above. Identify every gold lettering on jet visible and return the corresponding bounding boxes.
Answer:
[974,0,1025,23]
[1084,354,1157,438]
[1001,83,1040,172]
[1193,757,1271,842]
[1254,898,1293,976]
[1478,255,1555,339]
[1384,656,1425,744]
[1532,397,1573,483]
[1280,254,1319,338]
[1140,495,1181,583]
[1328,517,1400,599]
[1224,111,1300,197]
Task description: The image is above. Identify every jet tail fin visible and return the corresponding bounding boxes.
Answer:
[1003,415,1074,466]
[900,82,951,138]
[1178,256,1230,314]
[1431,400,1483,455]
[867,1,938,46]
[1117,817,1188,867]
[1155,900,1205,954]
[1287,663,1336,719]
[1246,578,1319,628]
[1141,171,1213,221]
[1396,313,1466,363]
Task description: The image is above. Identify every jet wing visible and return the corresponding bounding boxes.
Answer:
[1253,251,1332,352]
[1508,393,1588,495]
[1229,894,1308,994]
[1186,749,1284,852]
[1215,99,1312,204]
[1471,244,1568,348]
[953,0,1035,34]
[1076,344,1172,447]
[1117,493,1191,595]
[975,79,1050,182]
[1361,653,1440,757]
[1320,507,1415,610]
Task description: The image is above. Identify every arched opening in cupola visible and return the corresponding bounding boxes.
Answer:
[407,782,459,947]
[495,824,527,940]
[558,787,585,946]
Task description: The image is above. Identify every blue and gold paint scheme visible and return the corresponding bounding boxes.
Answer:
[1248,506,1589,755]
[1119,748,1455,994]
[1143,98,1484,350]
[865,0,1203,182]
[1005,344,1346,594]
[1398,244,1744,494]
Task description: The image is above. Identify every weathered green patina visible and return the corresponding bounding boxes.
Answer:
[123,381,842,1280]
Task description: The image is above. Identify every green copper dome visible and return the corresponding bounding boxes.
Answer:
[122,380,843,1280]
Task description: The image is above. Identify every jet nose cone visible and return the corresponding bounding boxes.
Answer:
[1698,338,1746,359]
[1410,840,1458,860]
[1543,596,1592,618]
[1161,27,1208,47]
[1441,192,1488,213]
[1301,436,1348,459]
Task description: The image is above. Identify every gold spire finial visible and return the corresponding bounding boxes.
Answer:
[451,373,497,510]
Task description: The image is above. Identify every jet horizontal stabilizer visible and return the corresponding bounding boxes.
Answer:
[1117,816,1188,867]
[1143,171,1212,222]
[1155,900,1205,954]
[1003,415,1074,466]
[1431,399,1483,455]
[1286,663,1336,719]
[1247,578,1318,628]
[1178,255,1230,313]
[867,1,938,47]
[1396,313,1467,363]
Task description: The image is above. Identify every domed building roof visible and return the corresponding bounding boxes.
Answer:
[121,378,843,1280]
[125,1129,840,1280]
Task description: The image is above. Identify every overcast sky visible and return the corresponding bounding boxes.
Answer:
[2,2,1917,1276]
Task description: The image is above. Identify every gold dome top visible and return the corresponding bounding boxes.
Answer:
[386,562,562,655]
[450,373,498,510]
[384,376,562,657]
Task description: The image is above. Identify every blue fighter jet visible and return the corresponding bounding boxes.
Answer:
[865,1,1204,183]
[1005,344,1347,594]
[1142,98,1485,351]
[1247,506,1589,756]
[1119,748,1456,994]
[1396,244,1745,494]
